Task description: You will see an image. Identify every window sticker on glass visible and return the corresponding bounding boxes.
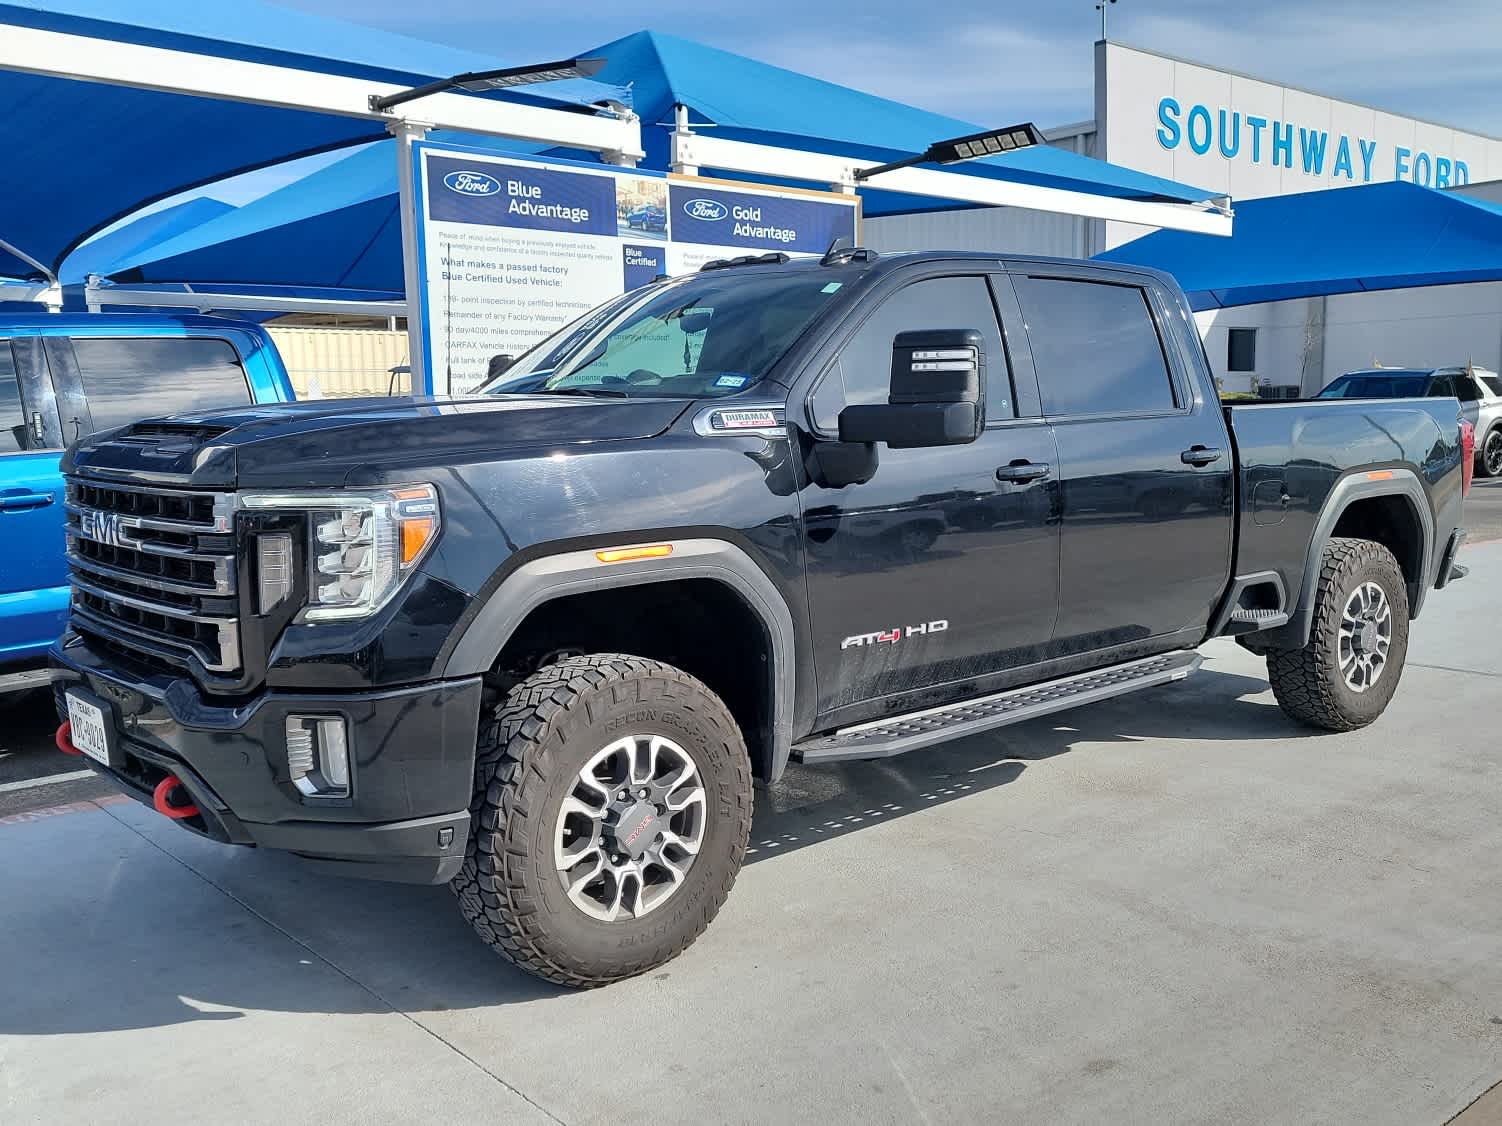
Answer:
[714,374,749,388]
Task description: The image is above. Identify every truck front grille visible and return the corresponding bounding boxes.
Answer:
[65,480,240,675]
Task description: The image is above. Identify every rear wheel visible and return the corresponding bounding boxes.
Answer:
[1266,537,1409,731]
[453,654,753,988]
[1477,428,1502,478]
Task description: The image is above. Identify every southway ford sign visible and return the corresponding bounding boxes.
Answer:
[1156,98,1472,188]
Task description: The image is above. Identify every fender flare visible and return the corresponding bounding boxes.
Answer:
[441,538,799,782]
[1268,469,1433,649]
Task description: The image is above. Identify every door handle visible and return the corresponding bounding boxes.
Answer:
[996,461,1051,483]
[0,492,55,511]
[1180,445,1223,466]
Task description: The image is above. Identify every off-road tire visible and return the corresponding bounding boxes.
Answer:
[452,654,753,988]
[1266,537,1409,731]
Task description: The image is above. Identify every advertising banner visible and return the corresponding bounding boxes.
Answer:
[412,142,858,394]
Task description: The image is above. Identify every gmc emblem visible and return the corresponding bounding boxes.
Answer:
[79,509,129,548]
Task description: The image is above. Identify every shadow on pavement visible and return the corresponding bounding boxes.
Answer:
[3,667,1295,1034]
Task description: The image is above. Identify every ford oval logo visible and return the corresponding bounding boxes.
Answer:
[443,170,501,196]
[683,198,728,221]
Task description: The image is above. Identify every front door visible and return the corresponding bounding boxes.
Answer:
[1008,270,1233,657]
[799,271,1060,727]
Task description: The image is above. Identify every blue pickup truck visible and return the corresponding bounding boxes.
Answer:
[1,314,295,695]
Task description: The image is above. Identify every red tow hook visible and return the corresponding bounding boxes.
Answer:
[55,721,82,756]
[152,775,200,820]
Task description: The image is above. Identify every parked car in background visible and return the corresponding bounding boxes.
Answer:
[625,203,667,231]
[1317,365,1502,476]
[0,314,296,697]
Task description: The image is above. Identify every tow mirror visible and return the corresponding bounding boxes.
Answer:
[837,329,984,449]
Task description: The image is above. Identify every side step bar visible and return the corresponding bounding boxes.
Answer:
[0,667,56,695]
[792,651,1202,765]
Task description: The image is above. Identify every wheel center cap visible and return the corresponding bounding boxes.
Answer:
[611,801,660,859]
[1354,621,1377,653]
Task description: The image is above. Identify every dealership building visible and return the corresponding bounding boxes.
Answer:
[867,42,1502,395]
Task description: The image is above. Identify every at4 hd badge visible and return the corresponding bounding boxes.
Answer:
[841,620,949,649]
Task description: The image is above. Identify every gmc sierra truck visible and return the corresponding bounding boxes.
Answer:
[51,250,1471,988]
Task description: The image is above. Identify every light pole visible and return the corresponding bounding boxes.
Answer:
[1097,0,1118,40]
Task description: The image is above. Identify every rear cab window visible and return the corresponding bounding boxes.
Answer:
[1011,276,1179,416]
[70,337,252,433]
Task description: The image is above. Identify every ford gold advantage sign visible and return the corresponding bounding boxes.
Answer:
[412,143,859,395]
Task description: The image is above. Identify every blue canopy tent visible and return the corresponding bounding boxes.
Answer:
[590,30,1216,216]
[90,29,1226,297]
[1096,182,1502,310]
[0,0,633,283]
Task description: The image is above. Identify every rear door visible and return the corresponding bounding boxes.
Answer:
[1449,371,1484,432]
[1009,269,1233,657]
[0,338,68,664]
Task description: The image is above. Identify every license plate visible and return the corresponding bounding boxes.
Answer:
[66,692,118,768]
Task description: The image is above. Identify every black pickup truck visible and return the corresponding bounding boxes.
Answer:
[51,250,1470,987]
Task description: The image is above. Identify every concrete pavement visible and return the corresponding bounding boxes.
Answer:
[5,544,1502,1125]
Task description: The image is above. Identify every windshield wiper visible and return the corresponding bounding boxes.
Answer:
[538,386,631,399]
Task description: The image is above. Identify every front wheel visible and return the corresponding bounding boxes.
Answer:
[453,654,753,988]
[1477,428,1502,478]
[1266,537,1409,731]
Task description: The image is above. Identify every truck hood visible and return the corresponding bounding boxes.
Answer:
[64,394,692,489]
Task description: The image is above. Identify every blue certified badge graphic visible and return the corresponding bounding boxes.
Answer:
[682,198,729,221]
[443,170,501,196]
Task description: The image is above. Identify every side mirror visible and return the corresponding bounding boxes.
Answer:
[487,353,516,377]
[837,329,984,449]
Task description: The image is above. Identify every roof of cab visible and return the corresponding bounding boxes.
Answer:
[0,311,271,336]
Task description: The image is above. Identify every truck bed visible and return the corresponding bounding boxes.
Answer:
[1224,397,1466,640]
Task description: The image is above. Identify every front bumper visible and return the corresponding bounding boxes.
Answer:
[51,633,483,884]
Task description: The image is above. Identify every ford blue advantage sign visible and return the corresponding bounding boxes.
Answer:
[426,155,618,236]
[667,183,856,254]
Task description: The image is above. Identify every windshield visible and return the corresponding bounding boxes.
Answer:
[481,269,847,399]
[1317,372,1430,399]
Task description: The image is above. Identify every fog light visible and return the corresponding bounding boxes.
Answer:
[285,715,350,798]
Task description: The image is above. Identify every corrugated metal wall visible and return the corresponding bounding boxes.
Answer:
[266,326,411,398]
[863,205,1092,259]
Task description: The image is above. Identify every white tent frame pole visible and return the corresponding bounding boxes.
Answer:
[0,26,644,160]
[82,279,406,318]
[392,122,431,394]
[673,132,1233,236]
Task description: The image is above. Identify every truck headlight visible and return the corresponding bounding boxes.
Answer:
[242,485,440,622]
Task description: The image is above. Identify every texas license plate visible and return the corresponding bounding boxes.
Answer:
[66,691,118,768]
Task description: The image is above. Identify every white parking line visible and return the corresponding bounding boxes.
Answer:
[0,769,95,794]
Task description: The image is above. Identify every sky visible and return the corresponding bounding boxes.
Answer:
[278,0,1502,138]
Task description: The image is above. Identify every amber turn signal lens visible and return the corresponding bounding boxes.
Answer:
[595,544,673,564]
[400,516,437,565]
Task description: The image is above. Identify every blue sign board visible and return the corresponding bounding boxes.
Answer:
[622,243,665,290]
[667,183,857,253]
[426,154,619,235]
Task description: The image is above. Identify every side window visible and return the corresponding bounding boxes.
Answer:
[1427,375,1455,398]
[811,276,1010,431]
[1014,276,1178,416]
[70,338,252,434]
[0,343,25,453]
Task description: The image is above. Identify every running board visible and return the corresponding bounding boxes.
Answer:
[0,667,56,695]
[792,651,1203,764]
